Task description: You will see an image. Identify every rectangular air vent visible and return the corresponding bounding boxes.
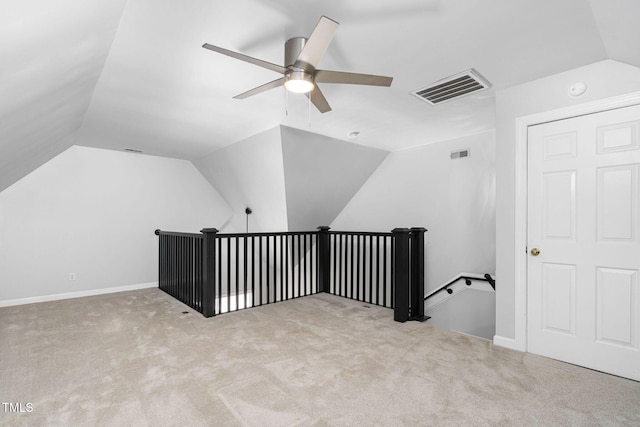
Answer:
[411,69,491,105]
[451,149,470,159]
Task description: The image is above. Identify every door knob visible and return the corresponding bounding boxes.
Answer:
[531,248,541,256]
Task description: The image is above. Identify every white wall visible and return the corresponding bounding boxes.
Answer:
[194,125,389,234]
[281,126,389,231]
[0,145,231,303]
[495,59,640,340]
[426,288,496,340]
[193,126,288,233]
[331,131,496,294]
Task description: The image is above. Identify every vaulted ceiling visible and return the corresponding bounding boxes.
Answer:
[2,0,639,192]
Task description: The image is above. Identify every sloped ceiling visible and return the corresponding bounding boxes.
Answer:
[590,0,640,68]
[192,126,388,232]
[192,126,289,233]
[2,0,640,192]
[281,126,388,231]
[0,0,127,192]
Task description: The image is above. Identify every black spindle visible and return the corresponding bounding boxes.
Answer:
[243,236,248,309]
[251,236,255,307]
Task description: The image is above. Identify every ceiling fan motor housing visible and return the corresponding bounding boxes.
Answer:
[284,37,316,93]
[284,69,315,92]
[285,37,308,68]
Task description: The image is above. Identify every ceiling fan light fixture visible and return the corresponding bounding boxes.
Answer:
[284,70,315,93]
[203,16,392,113]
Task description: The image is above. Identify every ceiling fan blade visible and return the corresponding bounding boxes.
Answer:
[307,86,332,113]
[315,70,393,87]
[233,78,284,99]
[295,16,339,69]
[202,43,287,74]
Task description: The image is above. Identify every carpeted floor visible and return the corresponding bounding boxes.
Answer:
[1,288,639,426]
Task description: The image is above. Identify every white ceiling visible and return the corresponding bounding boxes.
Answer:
[2,0,640,191]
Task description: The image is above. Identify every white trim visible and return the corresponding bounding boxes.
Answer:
[0,282,158,307]
[493,335,522,351]
[513,90,640,352]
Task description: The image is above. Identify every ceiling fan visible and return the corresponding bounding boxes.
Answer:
[202,16,393,113]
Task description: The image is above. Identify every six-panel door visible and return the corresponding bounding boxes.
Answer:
[527,105,640,381]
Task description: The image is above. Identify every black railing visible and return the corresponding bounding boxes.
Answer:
[423,273,496,301]
[156,226,426,322]
[327,230,394,308]
[213,230,318,315]
[157,230,205,313]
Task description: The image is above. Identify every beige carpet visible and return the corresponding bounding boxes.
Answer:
[1,289,639,426]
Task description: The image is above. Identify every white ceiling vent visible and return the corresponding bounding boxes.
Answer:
[411,69,491,105]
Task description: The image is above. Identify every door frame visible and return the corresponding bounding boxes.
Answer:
[509,90,640,352]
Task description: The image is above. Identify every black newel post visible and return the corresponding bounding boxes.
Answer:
[317,226,331,293]
[392,228,411,322]
[154,229,163,291]
[201,228,218,317]
[410,227,428,321]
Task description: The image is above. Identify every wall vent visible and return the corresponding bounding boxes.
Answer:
[411,69,491,105]
[450,149,470,159]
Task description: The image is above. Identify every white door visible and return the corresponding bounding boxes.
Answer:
[527,105,640,381]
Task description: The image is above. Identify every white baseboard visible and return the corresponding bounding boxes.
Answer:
[0,282,158,308]
[493,335,524,351]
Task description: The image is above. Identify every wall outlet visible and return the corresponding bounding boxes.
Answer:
[69,273,76,281]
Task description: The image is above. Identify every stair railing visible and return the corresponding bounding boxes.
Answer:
[424,273,495,301]
[155,225,427,323]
